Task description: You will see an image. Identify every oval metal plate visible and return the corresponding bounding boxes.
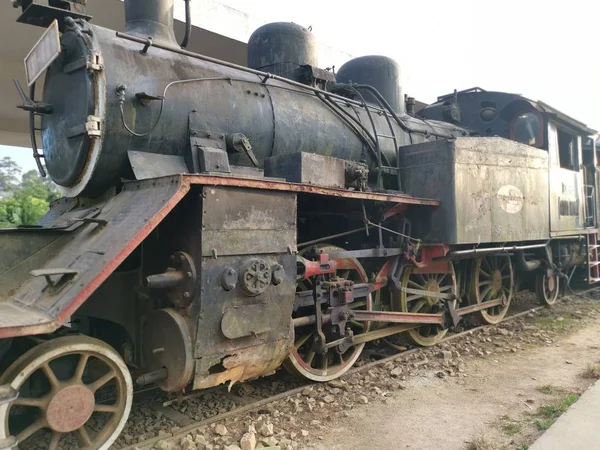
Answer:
[221,302,281,340]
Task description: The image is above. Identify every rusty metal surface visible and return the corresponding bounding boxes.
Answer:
[141,309,194,392]
[221,303,282,339]
[41,22,463,197]
[190,185,298,388]
[182,174,439,205]
[0,176,190,338]
[193,339,292,391]
[400,137,550,244]
[264,152,346,188]
[202,185,297,257]
[0,170,430,341]
[194,186,297,359]
[128,151,189,180]
[352,310,444,325]
[455,298,504,316]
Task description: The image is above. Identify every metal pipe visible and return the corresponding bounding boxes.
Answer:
[455,298,504,316]
[117,31,367,108]
[351,83,454,139]
[115,31,459,142]
[136,367,169,386]
[292,313,332,328]
[352,324,419,344]
[352,310,444,325]
[348,86,382,189]
[124,0,177,45]
[406,97,416,117]
[179,0,192,49]
[298,225,373,248]
[442,241,551,259]
[145,271,184,289]
[514,250,541,272]
[316,93,381,164]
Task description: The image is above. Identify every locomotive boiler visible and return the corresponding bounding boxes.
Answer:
[0,0,598,448]
[34,0,463,198]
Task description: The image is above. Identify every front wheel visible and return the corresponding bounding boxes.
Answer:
[0,335,133,450]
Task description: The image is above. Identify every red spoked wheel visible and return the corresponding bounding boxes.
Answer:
[469,254,513,324]
[284,245,372,382]
[0,336,132,450]
[536,273,560,306]
[394,263,457,347]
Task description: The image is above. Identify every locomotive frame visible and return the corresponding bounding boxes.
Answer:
[0,0,599,448]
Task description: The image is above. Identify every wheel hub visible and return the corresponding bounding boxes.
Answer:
[547,275,556,292]
[492,270,502,292]
[424,279,440,306]
[46,385,95,433]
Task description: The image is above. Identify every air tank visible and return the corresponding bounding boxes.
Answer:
[247,22,318,81]
[336,55,405,114]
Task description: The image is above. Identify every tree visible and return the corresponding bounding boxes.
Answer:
[0,157,21,191]
[0,158,59,228]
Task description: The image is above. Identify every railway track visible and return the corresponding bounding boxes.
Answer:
[118,286,600,450]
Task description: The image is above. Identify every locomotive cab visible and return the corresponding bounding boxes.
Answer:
[419,88,599,234]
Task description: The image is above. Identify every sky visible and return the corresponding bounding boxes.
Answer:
[0,146,37,174]
[220,0,599,131]
[2,0,599,173]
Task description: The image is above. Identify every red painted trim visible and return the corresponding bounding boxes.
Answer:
[182,174,439,206]
[0,179,192,339]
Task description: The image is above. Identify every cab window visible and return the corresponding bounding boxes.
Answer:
[513,112,542,146]
[557,128,579,170]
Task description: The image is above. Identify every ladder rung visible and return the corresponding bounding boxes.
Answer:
[589,262,600,267]
[377,134,395,139]
[378,166,399,173]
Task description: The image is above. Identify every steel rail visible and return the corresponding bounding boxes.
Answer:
[121,287,599,450]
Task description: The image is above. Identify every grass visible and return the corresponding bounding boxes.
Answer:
[537,384,555,395]
[580,362,600,380]
[465,435,497,450]
[501,421,523,436]
[535,315,576,332]
[534,393,580,431]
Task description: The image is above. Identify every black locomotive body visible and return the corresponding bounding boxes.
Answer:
[0,1,598,448]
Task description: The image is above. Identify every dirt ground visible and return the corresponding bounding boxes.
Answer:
[142,295,600,450]
[312,302,600,450]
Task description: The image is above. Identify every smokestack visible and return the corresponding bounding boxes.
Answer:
[124,0,177,45]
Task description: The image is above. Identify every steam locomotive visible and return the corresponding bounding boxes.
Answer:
[0,0,598,448]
